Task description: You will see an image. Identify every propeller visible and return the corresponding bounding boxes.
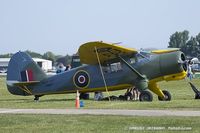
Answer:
[178,54,187,72]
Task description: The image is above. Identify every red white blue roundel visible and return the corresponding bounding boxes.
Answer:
[73,70,90,88]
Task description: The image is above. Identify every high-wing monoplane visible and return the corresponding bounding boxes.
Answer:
[6,41,187,101]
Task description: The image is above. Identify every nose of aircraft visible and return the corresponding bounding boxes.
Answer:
[159,51,187,76]
[179,52,187,72]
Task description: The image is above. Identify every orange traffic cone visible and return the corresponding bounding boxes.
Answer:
[75,90,80,109]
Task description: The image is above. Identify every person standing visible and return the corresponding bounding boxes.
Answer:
[65,64,71,71]
[187,60,193,81]
[56,63,66,74]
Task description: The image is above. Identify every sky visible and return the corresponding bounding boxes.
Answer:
[0,0,200,55]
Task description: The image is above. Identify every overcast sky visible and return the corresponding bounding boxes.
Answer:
[0,0,200,55]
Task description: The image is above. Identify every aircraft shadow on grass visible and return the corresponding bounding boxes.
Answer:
[0,98,29,102]
[0,98,76,102]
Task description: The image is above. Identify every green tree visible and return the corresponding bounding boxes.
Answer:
[195,33,200,58]
[186,37,198,57]
[43,51,56,64]
[0,53,13,58]
[25,50,43,58]
[56,54,72,66]
[196,33,200,45]
[65,54,72,65]
[168,30,189,54]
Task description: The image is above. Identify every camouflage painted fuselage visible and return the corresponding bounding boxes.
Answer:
[7,51,186,97]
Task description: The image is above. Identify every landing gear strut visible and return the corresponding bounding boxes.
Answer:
[158,90,171,101]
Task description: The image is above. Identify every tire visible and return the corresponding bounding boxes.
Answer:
[158,90,171,101]
[125,92,133,101]
[118,95,126,101]
[139,91,153,102]
[94,92,104,101]
[110,96,119,101]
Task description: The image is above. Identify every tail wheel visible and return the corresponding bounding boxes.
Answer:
[158,90,171,101]
[139,91,153,102]
[34,95,43,101]
[34,96,39,101]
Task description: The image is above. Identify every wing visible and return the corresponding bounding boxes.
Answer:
[151,48,180,54]
[78,41,138,65]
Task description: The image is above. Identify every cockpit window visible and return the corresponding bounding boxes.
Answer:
[130,57,136,64]
[136,54,144,61]
[129,52,150,64]
[102,62,122,73]
[136,52,150,62]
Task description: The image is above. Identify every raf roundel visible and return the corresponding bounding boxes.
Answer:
[73,70,90,89]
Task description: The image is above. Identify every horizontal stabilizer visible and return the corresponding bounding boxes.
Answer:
[7,80,40,87]
[7,80,40,95]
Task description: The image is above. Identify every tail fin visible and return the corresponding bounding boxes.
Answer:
[6,51,47,95]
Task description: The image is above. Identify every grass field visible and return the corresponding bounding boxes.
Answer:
[1,77,200,133]
[0,114,199,133]
[0,77,200,110]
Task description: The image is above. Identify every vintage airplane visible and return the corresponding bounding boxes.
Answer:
[6,41,187,101]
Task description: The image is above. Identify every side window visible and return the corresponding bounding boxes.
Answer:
[103,62,122,73]
[110,62,122,72]
[102,65,111,73]
[136,52,151,62]
[136,54,144,62]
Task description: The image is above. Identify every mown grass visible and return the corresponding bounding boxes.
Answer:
[1,77,200,133]
[0,114,199,133]
[0,77,200,110]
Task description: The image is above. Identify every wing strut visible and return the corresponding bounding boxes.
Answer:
[95,47,110,101]
[118,55,146,79]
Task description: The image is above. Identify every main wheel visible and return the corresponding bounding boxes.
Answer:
[139,91,153,102]
[158,90,171,101]
[125,92,133,101]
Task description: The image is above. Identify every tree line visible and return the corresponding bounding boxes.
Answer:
[1,30,200,64]
[0,50,72,65]
[168,30,200,58]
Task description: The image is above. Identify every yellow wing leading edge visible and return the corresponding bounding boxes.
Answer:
[78,41,138,65]
[151,48,180,54]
